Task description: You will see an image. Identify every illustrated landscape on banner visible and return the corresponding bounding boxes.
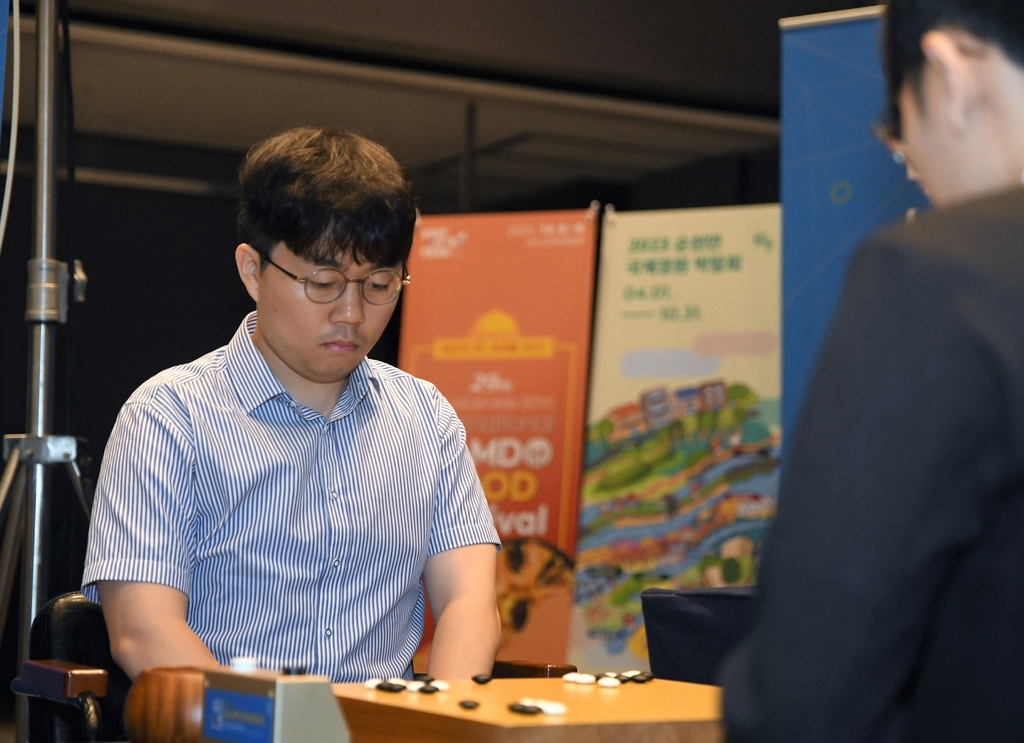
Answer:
[399,209,597,667]
[570,204,781,673]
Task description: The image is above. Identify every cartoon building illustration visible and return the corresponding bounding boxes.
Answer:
[607,403,647,442]
[699,380,727,412]
[640,388,672,431]
[672,387,702,418]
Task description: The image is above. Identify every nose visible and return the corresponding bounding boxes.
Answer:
[328,281,365,325]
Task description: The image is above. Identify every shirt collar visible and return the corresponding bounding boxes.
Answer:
[330,355,379,422]
[225,312,381,418]
[224,312,289,413]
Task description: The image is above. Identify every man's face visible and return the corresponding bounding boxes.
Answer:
[897,81,956,206]
[241,242,400,391]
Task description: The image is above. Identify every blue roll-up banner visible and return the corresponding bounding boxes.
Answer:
[0,9,8,119]
[780,8,929,447]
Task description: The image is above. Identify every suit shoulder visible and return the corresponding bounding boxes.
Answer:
[869,189,1024,274]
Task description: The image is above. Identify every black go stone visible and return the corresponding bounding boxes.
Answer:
[418,684,440,694]
[472,674,492,685]
[634,673,654,683]
[508,703,542,715]
[616,674,631,682]
[459,700,480,710]
[376,682,406,693]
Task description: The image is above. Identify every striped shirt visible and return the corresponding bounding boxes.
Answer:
[82,312,499,682]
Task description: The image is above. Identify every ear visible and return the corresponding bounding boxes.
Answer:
[235,243,262,303]
[920,29,984,136]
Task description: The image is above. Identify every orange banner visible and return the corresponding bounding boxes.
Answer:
[400,208,598,665]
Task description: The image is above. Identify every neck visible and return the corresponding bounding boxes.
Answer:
[250,326,348,418]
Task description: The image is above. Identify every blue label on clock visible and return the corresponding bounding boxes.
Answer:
[203,688,275,743]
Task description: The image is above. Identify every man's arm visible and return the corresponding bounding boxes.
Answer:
[97,581,218,680]
[423,544,500,679]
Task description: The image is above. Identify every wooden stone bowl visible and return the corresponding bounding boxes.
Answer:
[123,666,205,743]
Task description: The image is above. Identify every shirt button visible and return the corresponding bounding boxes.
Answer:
[331,491,338,499]
[325,628,332,637]
[333,559,340,568]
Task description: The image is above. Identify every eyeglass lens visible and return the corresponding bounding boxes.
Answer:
[304,269,403,305]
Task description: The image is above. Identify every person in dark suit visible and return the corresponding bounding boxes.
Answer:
[721,1,1024,741]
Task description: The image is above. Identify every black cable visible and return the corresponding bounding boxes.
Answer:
[58,0,76,436]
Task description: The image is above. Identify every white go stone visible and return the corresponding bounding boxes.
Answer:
[406,681,425,692]
[623,670,641,677]
[431,680,450,691]
[597,677,621,688]
[363,678,383,689]
[230,656,259,673]
[575,673,597,685]
[602,672,618,678]
[387,678,408,687]
[562,672,580,683]
[538,701,567,716]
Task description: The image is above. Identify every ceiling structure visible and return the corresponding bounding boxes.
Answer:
[7,1,878,210]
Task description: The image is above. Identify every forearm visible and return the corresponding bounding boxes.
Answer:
[97,581,219,680]
[110,618,219,680]
[427,598,500,679]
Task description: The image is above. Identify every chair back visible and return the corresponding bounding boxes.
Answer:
[29,591,132,742]
[641,587,755,685]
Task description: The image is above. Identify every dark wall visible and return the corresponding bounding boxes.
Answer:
[69,0,875,114]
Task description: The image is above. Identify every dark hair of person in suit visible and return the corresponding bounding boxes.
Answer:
[237,126,417,270]
[883,0,1024,140]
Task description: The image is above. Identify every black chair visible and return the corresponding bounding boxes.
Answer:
[16,591,132,742]
[641,586,755,685]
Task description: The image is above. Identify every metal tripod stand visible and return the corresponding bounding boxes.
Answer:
[0,431,92,644]
[0,1,89,740]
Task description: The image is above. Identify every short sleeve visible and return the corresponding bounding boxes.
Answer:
[427,391,501,556]
[82,400,196,601]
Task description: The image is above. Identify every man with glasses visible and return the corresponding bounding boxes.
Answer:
[722,0,1024,741]
[81,127,501,683]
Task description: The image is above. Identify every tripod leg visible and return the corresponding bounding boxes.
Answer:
[64,460,90,518]
[0,445,22,519]
[0,467,26,642]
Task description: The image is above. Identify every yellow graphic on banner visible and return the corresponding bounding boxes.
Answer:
[430,310,556,360]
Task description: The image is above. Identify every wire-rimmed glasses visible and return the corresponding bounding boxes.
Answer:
[262,255,410,305]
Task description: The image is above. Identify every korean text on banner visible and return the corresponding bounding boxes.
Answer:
[399,208,598,665]
[570,204,781,674]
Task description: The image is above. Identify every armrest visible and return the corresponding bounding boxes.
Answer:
[11,660,107,743]
[15,659,108,700]
[491,660,577,678]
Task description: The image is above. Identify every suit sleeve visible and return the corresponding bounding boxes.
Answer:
[721,237,1008,742]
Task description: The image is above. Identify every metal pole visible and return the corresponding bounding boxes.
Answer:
[458,100,476,213]
[17,0,58,740]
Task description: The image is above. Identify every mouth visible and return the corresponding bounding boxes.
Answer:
[321,338,360,352]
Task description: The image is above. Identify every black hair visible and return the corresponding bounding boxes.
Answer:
[237,126,416,268]
[883,0,1024,139]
